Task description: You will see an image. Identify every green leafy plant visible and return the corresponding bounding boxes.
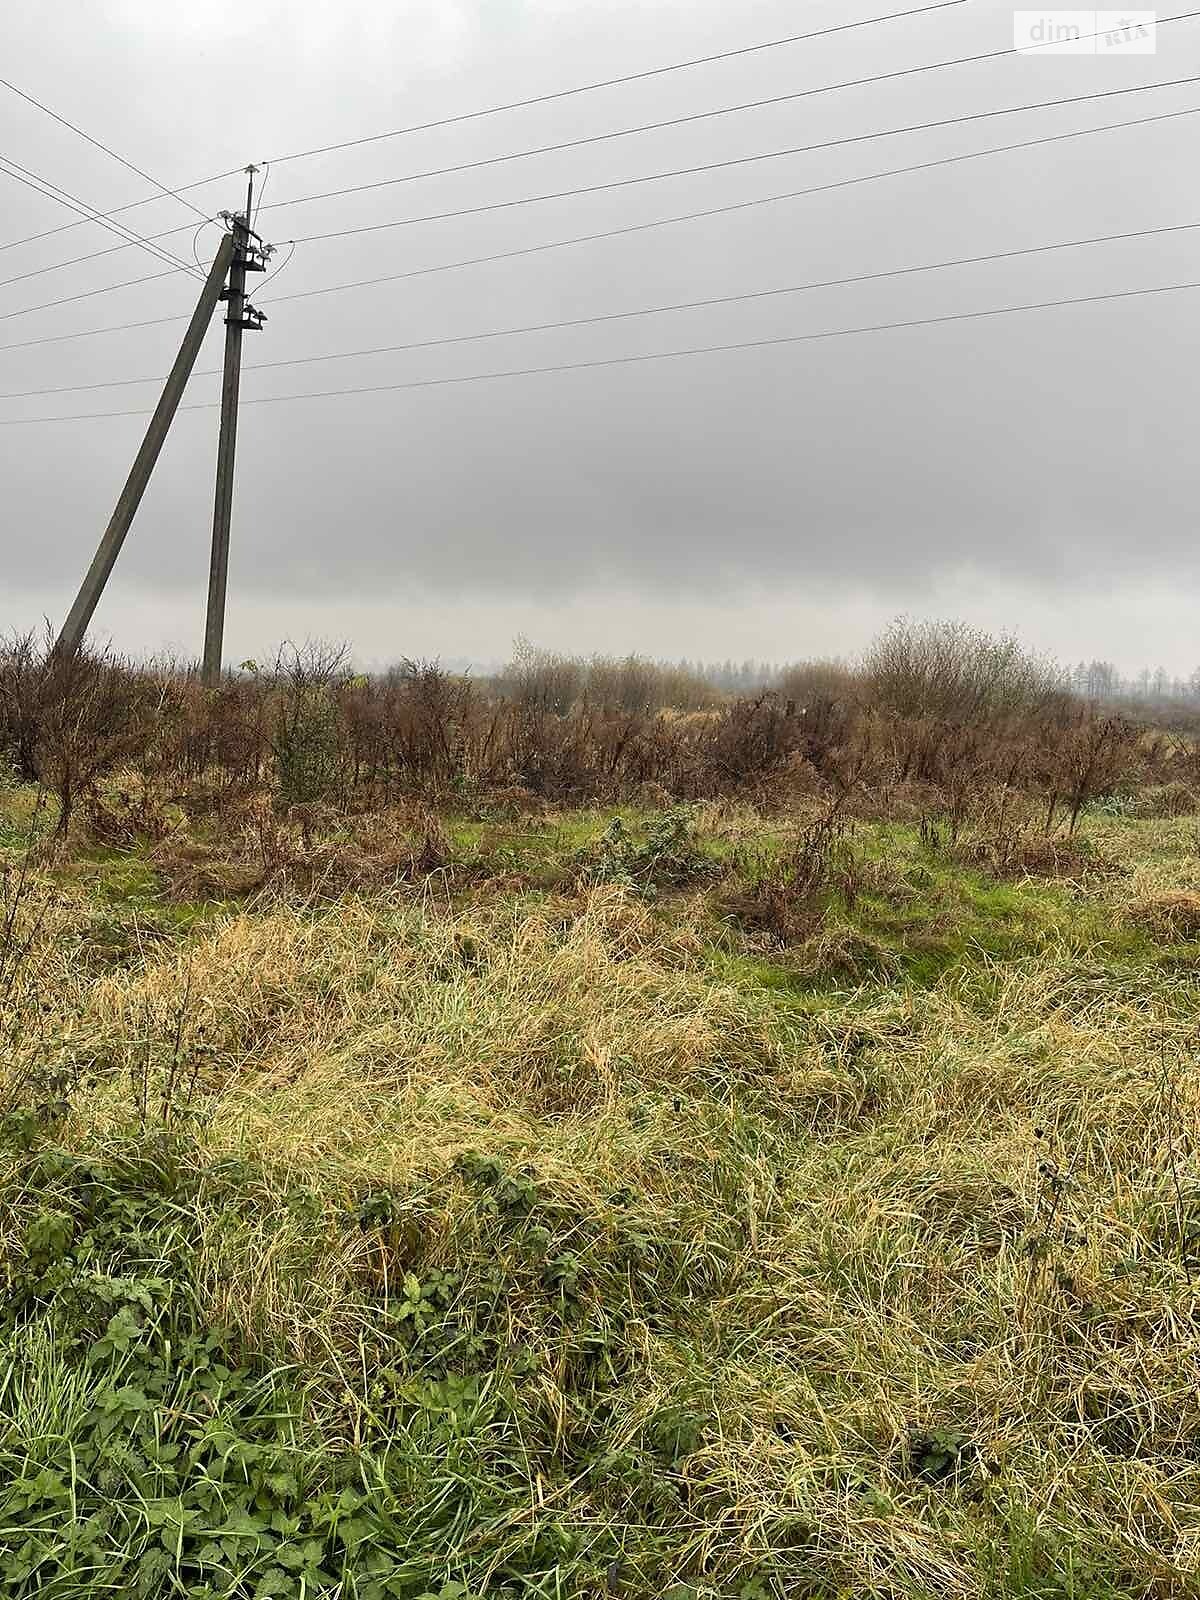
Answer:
[577,811,717,899]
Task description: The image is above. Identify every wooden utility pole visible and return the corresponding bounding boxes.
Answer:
[52,232,235,666]
[202,166,266,687]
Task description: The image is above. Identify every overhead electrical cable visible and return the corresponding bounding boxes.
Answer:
[16,72,1196,287]
[6,3,1194,259]
[0,215,223,291]
[0,151,203,278]
[2,101,1190,332]
[0,72,211,223]
[0,267,184,324]
[3,101,1192,331]
[5,216,1200,401]
[5,275,1200,425]
[260,5,1196,170]
[0,0,968,258]
[13,71,1196,289]
[260,70,1200,223]
[0,161,245,257]
[278,75,1200,241]
[0,311,192,353]
[262,104,1200,309]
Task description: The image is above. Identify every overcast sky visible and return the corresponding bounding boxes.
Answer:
[1,1,1198,672]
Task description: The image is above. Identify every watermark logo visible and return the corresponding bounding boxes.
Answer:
[1013,10,1157,53]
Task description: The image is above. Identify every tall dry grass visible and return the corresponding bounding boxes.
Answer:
[3,806,1200,1594]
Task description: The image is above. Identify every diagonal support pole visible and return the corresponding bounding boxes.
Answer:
[52,231,235,666]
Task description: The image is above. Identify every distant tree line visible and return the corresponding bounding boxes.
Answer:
[1066,660,1200,705]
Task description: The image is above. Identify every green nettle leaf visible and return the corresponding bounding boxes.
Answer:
[253,1567,298,1598]
[337,1513,373,1548]
[215,1506,272,1541]
[135,1548,172,1596]
[112,1384,156,1412]
[24,1207,75,1269]
[16,1468,69,1507]
[89,1304,144,1362]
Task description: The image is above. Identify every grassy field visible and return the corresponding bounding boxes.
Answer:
[3,787,1200,1599]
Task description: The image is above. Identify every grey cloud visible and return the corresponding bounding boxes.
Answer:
[1,0,1198,659]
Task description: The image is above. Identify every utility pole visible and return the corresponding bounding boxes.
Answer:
[202,165,267,687]
[53,232,235,666]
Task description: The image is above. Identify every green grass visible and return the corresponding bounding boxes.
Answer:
[3,796,1200,1598]
[844,857,1150,986]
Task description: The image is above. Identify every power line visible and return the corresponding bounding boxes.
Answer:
[0,1,966,259]
[6,275,1199,425]
[0,310,189,354]
[13,69,1191,302]
[0,163,244,258]
[267,0,970,168]
[6,216,1200,401]
[0,266,184,324]
[262,68,1200,226]
[9,0,1193,267]
[259,6,1200,174]
[263,104,1200,310]
[282,75,1200,244]
[0,151,203,279]
[3,100,1192,335]
[15,71,1192,288]
[0,73,211,223]
[0,215,221,292]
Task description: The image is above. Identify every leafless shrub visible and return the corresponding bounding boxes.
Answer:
[32,646,165,838]
[0,629,45,784]
[382,659,476,794]
[174,675,267,799]
[581,654,717,714]
[271,639,350,808]
[0,621,1183,840]
[1035,711,1141,834]
[499,638,584,717]
[726,802,857,946]
[1130,781,1198,819]
[948,786,1115,880]
[696,693,810,795]
[776,658,858,706]
[865,618,1065,724]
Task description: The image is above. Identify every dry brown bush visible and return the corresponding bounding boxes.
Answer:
[83,779,175,849]
[1129,890,1200,940]
[776,657,858,705]
[865,617,1064,723]
[0,622,1178,833]
[1131,780,1199,818]
[724,804,857,946]
[33,648,165,837]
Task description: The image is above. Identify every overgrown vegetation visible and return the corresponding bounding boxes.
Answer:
[3,620,1200,1597]
[0,624,1171,830]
